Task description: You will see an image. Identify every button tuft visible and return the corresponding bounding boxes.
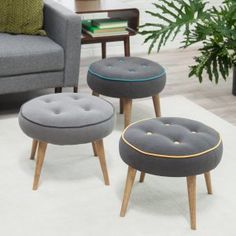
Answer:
[128,69,136,72]
[54,110,60,114]
[146,132,152,135]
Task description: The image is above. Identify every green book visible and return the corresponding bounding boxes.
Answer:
[92,18,128,29]
[82,20,98,33]
[83,29,129,37]
[82,20,127,34]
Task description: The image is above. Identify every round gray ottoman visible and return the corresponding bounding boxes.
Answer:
[119,117,223,230]
[19,93,115,190]
[87,57,166,128]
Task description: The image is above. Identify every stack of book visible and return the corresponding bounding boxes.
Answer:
[82,18,129,37]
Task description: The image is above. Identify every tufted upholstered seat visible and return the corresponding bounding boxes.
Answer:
[87,57,166,98]
[87,57,166,128]
[119,117,223,230]
[18,93,115,190]
[120,117,222,177]
[19,93,115,145]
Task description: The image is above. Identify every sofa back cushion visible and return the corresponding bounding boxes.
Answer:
[0,0,45,35]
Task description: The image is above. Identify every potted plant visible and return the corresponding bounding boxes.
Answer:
[139,0,236,94]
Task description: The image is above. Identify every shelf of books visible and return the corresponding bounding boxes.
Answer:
[81,18,136,41]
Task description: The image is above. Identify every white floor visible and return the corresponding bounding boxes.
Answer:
[0,95,235,236]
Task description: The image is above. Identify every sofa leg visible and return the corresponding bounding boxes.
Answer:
[73,86,78,93]
[120,98,124,114]
[55,87,62,93]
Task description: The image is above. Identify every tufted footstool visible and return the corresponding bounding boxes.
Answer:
[119,117,223,230]
[18,93,115,190]
[87,57,166,128]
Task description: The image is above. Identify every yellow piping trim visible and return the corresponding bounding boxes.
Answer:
[121,119,222,159]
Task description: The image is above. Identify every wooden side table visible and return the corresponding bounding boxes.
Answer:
[59,0,140,58]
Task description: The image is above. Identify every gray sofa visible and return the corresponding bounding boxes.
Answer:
[0,0,81,95]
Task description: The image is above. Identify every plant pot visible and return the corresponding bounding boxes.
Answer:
[232,65,236,95]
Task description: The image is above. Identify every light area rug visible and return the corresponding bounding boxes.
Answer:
[0,95,235,236]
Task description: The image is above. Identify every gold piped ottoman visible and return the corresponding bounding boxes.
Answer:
[119,117,223,230]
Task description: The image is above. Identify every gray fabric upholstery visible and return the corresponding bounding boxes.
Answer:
[19,93,115,145]
[0,72,63,94]
[119,117,223,177]
[88,57,165,82]
[0,33,64,77]
[0,0,81,95]
[87,57,166,98]
[44,0,81,87]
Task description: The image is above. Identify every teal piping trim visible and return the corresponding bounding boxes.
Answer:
[88,68,166,82]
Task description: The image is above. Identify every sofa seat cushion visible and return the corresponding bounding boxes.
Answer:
[0,33,64,77]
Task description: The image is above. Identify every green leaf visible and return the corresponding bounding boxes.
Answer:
[141,0,236,82]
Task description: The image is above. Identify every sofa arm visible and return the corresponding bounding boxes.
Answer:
[43,0,81,87]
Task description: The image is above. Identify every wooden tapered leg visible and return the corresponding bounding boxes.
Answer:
[204,172,213,194]
[73,86,78,93]
[33,141,48,190]
[30,139,38,160]
[95,139,110,185]
[92,91,99,97]
[187,175,197,230]
[123,98,132,128]
[152,95,161,117]
[120,166,137,217]
[139,171,145,183]
[55,87,62,93]
[120,98,124,114]
[92,142,98,157]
